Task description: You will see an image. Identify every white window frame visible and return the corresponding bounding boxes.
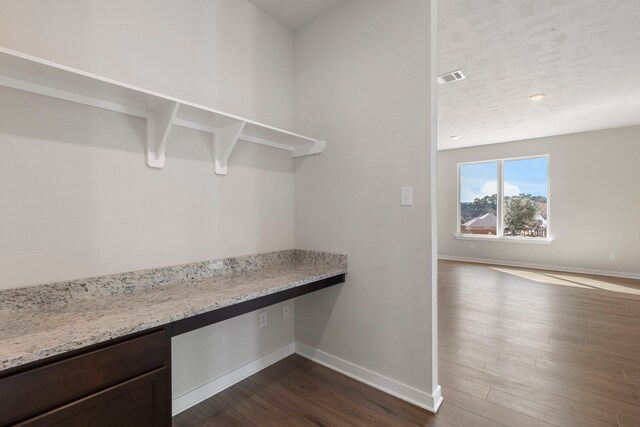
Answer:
[456,154,551,244]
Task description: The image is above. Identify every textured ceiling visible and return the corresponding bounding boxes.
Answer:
[246,0,349,31]
[438,0,640,150]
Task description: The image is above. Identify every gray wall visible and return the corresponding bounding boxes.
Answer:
[293,0,440,406]
[0,0,297,408]
[438,125,640,278]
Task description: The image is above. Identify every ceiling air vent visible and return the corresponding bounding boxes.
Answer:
[437,69,466,84]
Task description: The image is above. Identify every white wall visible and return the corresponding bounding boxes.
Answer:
[293,0,441,411]
[438,126,640,278]
[0,0,296,409]
[0,0,293,129]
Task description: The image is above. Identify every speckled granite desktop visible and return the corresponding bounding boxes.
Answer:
[0,250,347,372]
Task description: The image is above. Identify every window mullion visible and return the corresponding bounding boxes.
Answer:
[457,162,461,235]
[497,160,504,237]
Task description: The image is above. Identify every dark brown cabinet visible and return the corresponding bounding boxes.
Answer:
[0,330,170,427]
[0,274,346,426]
[17,368,167,427]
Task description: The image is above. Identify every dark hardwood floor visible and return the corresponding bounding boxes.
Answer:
[174,261,640,426]
[438,260,640,427]
[172,353,444,426]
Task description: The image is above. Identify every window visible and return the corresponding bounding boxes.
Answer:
[459,162,498,236]
[458,155,549,241]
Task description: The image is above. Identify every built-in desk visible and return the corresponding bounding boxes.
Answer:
[0,250,347,426]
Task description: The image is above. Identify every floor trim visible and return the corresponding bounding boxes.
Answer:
[438,255,640,280]
[295,342,443,413]
[171,342,296,416]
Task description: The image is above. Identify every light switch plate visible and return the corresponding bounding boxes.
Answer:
[401,186,413,206]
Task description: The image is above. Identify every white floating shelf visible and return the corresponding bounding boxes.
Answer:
[0,47,325,175]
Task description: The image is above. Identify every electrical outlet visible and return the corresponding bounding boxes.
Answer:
[470,243,475,249]
[282,304,290,320]
[259,311,268,328]
[609,252,616,261]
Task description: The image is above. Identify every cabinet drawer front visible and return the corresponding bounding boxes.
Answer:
[0,330,166,426]
[16,368,168,427]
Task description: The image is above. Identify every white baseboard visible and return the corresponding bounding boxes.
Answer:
[171,342,295,416]
[438,255,640,280]
[295,342,443,413]
[172,341,443,416]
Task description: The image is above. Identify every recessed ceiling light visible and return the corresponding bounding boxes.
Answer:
[450,135,460,140]
[528,93,546,101]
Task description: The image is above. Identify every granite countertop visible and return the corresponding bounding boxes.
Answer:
[0,250,347,372]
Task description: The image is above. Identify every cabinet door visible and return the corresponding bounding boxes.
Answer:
[0,330,167,425]
[17,368,169,427]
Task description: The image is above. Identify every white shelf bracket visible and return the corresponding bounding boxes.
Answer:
[292,140,326,158]
[214,121,246,175]
[147,102,180,168]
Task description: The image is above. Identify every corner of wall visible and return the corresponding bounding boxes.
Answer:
[295,342,442,413]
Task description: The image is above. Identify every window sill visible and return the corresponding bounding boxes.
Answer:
[454,234,553,245]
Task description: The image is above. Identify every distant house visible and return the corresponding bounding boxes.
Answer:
[462,212,497,235]
[504,213,548,237]
[526,214,547,237]
[534,214,547,228]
